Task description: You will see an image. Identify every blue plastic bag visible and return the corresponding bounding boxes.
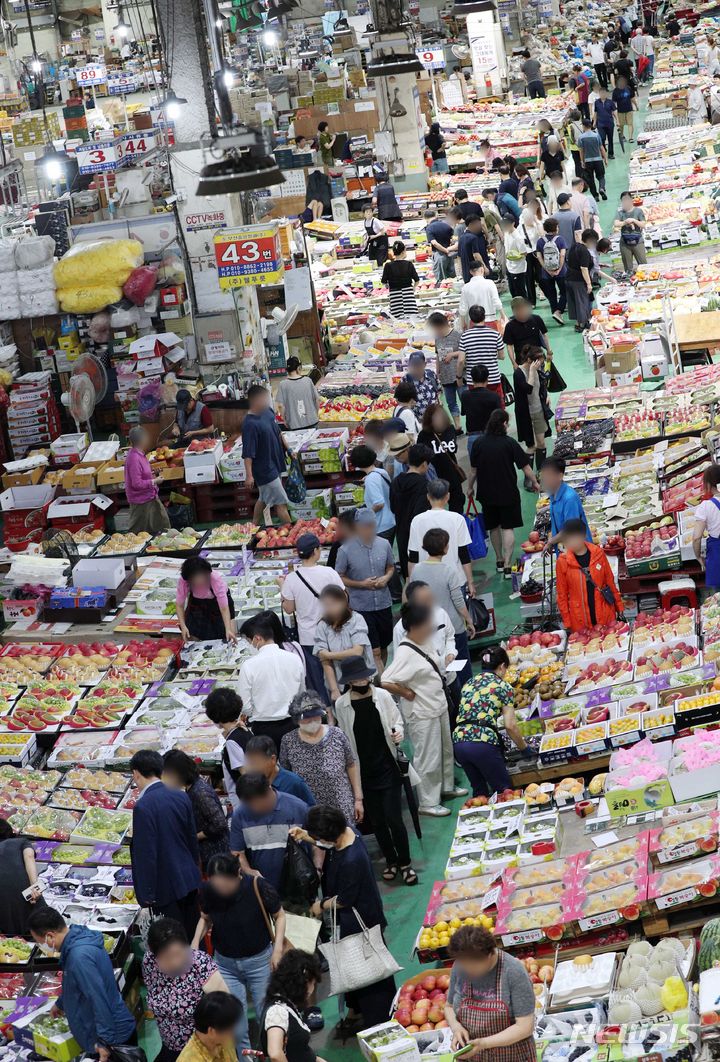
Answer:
[465,497,488,560]
[285,456,307,504]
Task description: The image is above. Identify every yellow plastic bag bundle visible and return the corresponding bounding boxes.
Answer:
[661,976,688,1013]
[57,285,123,313]
[54,239,143,288]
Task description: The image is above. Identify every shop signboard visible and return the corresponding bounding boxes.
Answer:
[76,63,107,84]
[118,129,157,161]
[416,48,445,70]
[213,224,284,289]
[75,139,121,174]
[107,73,141,95]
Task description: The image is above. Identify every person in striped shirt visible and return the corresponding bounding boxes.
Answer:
[456,305,506,406]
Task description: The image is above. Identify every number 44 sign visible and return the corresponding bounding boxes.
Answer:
[213,224,284,289]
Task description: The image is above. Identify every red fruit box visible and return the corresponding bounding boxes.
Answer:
[648,811,718,866]
[423,875,500,926]
[502,854,579,895]
[0,643,65,659]
[565,871,649,933]
[495,900,572,949]
[573,857,646,902]
[648,855,720,911]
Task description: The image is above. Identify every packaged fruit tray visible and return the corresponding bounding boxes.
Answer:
[573,881,645,921]
[539,731,575,764]
[431,875,499,907]
[203,523,258,548]
[566,622,630,659]
[575,860,641,895]
[59,768,130,793]
[0,764,60,791]
[497,901,565,936]
[498,881,566,911]
[24,807,82,840]
[581,834,650,871]
[145,528,207,553]
[648,856,720,908]
[0,937,33,963]
[48,788,122,812]
[46,731,118,767]
[648,813,717,863]
[95,532,151,556]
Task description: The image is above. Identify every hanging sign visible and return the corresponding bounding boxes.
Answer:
[416,48,446,70]
[107,72,141,95]
[76,63,107,85]
[118,129,157,161]
[75,138,120,174]
[213,224,284,289]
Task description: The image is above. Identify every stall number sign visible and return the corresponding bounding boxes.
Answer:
[118,130,156,160]
[108,73,140,95]
[417,48,445,70]
[76,63,107,84]
[214,225,283,289]
[75,139,120,174]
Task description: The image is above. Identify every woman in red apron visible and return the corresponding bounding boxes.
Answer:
[444,926,536,1062]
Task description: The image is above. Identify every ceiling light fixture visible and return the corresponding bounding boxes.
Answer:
[160,89,188,120]
[366,51,423,76]
[196,128,285,195]
[262,27,278,44]
[41,147,68,183]
[452,0,496,13]
[30,56,42,73]
[222,68,235,86]
[113,14,132,37]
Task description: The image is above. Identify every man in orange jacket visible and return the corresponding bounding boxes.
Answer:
[556,519,624,632]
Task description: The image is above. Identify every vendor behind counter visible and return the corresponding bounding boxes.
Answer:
[172,389,214,445]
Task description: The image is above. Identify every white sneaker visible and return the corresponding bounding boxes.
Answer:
[442,787,469,799]
[419,805,452,817]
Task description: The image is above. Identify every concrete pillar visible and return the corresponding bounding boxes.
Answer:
[467,11,506,96]
[371,32,428,192]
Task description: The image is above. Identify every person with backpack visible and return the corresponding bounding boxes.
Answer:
[500,216,532,301]
[391,380,420,437]
[350,445,396,542]
[613,190,647,273]
[535,217,568,324]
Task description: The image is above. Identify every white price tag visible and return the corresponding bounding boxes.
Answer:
[578,910,620,931]
[655,886,699,910]
[501,929,542,945]
[657,841,700,864]
[482,885,501,909]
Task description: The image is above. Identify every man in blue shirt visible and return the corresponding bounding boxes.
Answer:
[577,118,608,200]
[458,214,491,283]
[335,508,396,665]
[540,457,592,551]
[350,443,396,540]
[424,206,455,284]
[594,84,617,158]
[230,772,309,890]
[242,383,291,525]
[244,734,316,805]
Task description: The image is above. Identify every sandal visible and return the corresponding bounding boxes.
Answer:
[383,864,399,881]
[401,865,419,886]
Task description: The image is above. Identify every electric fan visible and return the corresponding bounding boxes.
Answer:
[60,354,109,436]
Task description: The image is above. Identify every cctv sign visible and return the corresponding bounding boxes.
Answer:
[417,48,446,69]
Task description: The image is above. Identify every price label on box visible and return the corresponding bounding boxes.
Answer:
[578,910,620,932]
[655,886,699,910]
[76,63,107,84]
[501,929,542,946]
[76,139,121,174]
[213,224,284,289]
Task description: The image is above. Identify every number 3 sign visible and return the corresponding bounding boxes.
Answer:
[75,139,120,174]
[213,223,284,289]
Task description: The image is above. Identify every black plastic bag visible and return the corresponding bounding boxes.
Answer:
[546,362,567,393]
[500,374,515,407]
[279,837,319,908]
[107,1046,147,1062]
[468,596,490,633]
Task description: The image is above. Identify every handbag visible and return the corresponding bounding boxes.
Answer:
[285,456,307,504]
[500,373,515,407]
[253,874,293,955]
[465,496,488,560]
[318,899,400,996]
[546,361,567,393]
[437,433,467,483]
[105,1048,147,1062]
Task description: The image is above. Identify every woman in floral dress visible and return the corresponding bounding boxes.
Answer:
[452,646,529,796]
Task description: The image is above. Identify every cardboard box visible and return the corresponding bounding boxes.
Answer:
[0,483,54,514]
[72,558,125,591]
[183,439,223,476]
[97,459,126,488]
[605,348,639,375]
[47,494,112,533]
[1,464,44,489]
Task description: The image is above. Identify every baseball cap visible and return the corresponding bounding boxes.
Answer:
[175,388,192,408]
[355,508,377,525]
[557,192,572,206]
[296,533,321,558]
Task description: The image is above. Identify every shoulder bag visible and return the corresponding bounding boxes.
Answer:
[435,432,467,483]
[282,569,318,640]
[253,874,294,955]
[318,898,400,996]
[402,640,456,715]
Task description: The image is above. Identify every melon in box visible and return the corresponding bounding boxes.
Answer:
[288,487,332,521]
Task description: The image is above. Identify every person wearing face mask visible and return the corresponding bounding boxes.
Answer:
[27,907,136,1062]
[191,853,286,1054]
[230,772,310,892]
[279,693,363,825]
[140,918,230,1062]
[237,615,306,752]
[291,805,397,1033]
[333,657,418,886]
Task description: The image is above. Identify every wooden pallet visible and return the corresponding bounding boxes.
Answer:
[191,482,254,522]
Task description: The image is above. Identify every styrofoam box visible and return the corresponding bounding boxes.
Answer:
[183,439,223,470]
[72,558,125,591]
[0,484,54,511]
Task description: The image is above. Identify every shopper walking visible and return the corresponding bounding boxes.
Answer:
[404,350,440,418]
[124,425,170,534]
[500,216,532,301]
[460,366,502,451]
[503,297,552,366]
[293,806,397,1029]
[280,532,344,698]
[428,311,463,431]
[425,206,455,283]
[425,122,448,172]
[314,585,374,703]
[556,519,624,632]
[162,750,230,871]
[458,214,492,283]
[444,925,535,1060]
[261,951,324,1062]
[408,477,475,592]
[129,749,201,940]
[275,357,320,431]
[382,243,419,318]
[614,190,647,273]
[141,919,229,1062]
[242,384,291,526]
[334,508,394,670]
[27,908,136,1058]
[577,119,607,200]
[362,207,389,266]
[349,445,395,541]
[391,580,458,677]
[372,173,402,221]
[390,443,433,576]
[411,528,475,688]
[612,74,637,142]
[417,404,465,514]
[540,456,592,551]
[468,409,539,577]
[230,773,309,890]
[237,614,305,750]
[458,262,505,330]
[458,306,506,405]
[192,853,285,1052]
[538,135,566,187]
[452,646,529,796]
[513,346,551,471]
[204,688,251,811]
[280,693,362,823]
[589,34,609,87]
[334,656,418,885]
[535,217,568,324]
[594,85,617,157]
[0,818,44,935]
[244,734,315,805]
[382,602,464,815]
[519,194,545,303]
[176,556,236,644]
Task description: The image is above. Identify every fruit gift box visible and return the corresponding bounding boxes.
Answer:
[577,832,651,874]
[566,621,630,660]
[538,730,575,765]
[565,656,634,695]
[23,807,82,841]
[455,804,493,835]
[59,768,130,793]
[566,874,649,933]
[605,738,675,817]
[648,812,718,866]
[495,899,570,948]
[46,730,119,768]
[648,855,720,910]
[423,874,500,926]
[0,937,34,964]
